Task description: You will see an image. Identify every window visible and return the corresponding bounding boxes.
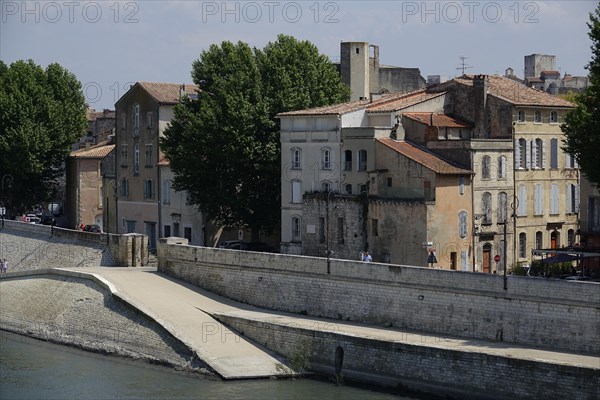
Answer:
[534,110,542,123]
[498,156,507,179]
[173,223,180,237]
[387,177,392,187]
[519,232,527,258]
[566,183,579,214]
[344,150,352,171]
[550,138,558,169]
[133,104,140,136]
[517,110,525,122]
[482,192,492,224]
[162,180,170,205]
[550,184,559,215]
[372,218,379,237]
[321,181,331,193]
[146,111,153,129]
[481,156,491,179]
[532,138,545,169]
[126,220,136,234]
[497,192,508,223]
[565,152,578,169]
[184,227,192,242]
[550,111,558,123]
[120,178,129,197]
[292,216,301,242]
[359,184,367,195]
[134,144,140,174]
[291,148,302,170]
[145,144,153,167]
[358,150,367,171]
[567,229,575,247]
[458,211,468,239]
[589,198,600,232]
[120,144,128,166]
[344,184,352,195]
[534,184,544,216]
[515,138,527,169]
[337,217,344,244]
[144,179,155,199]
[321,148,332,170]
[517,184,527,216]
[319,217,325,243]
[535,231,543,249]
[121,112,126,130]
[291,180,302,203]
[459,176,465,195]
[164,225,171,237]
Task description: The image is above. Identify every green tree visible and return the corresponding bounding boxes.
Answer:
[0,60,87,217]
[161,36,349,240]
[562,2,600,188]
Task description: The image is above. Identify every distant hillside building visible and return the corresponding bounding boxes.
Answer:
[335,41,426,101]
[521,54,589,93]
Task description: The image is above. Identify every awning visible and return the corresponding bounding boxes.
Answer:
[541,253,580,264]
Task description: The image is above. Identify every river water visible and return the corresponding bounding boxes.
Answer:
[0,332,436,400]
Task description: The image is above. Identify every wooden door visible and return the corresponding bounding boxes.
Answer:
[483,245,491,273]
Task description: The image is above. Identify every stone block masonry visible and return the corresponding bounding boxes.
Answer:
[158,240,600,355]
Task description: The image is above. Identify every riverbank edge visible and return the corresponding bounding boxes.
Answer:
[0,269,215,377]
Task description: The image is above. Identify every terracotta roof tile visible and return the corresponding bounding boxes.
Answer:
[70,142,115,158]
[402,112,472,128]
[453,75,573,107]
[377,138,472,175]
[366,91,446,113]
[138,82,199,104]
[277,98,371,116]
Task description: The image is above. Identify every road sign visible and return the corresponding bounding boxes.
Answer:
[494,255,501,263]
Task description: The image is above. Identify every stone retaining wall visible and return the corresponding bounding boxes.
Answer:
[158,239,600,354]
[214,314,599,400]
[0,270,210,373]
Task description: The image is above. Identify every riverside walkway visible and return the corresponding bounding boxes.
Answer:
[60,266,599,377]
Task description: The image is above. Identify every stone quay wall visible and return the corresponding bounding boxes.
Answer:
[0,220,149,269]
[158,239,600,355]
[214,313,599,400]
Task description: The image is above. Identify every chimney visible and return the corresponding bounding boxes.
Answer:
[472,74,488,138]
[370,92,383,102]
[179,84,186,98]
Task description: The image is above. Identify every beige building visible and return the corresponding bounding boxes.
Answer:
[115,82,199,250]
[66,141,115,230]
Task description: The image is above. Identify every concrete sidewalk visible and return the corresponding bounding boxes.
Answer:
[63,266,599,375]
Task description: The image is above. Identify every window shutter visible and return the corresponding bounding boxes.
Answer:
[565,152,572,168]
[575,185,580,213]
[525,140,531,169]
[541,140,546,169]
[532,141,538,169]
[514,140,520,169]
[550,139,558,169]
[566,184,572,213]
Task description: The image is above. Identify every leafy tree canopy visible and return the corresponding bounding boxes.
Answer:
[161,35,349,240]
[0,60,87,216]
[562,2,600,188]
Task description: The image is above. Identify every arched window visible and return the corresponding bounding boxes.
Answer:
[321,148,332,171]
[358,150,367,171]
[291,216,302,242]
[344,150,352,171]
[532,138,545,169]
[515,138,527,169]
[497,192,507,223]
[535,231,543,249]
[482,156,491,179]
[458,211,468,238]
[321,181,332,193]
[481,192,492,224]
[568,229,575,246]
[519,232,527,258]
[291,148,302,169]
[498,155,507,179]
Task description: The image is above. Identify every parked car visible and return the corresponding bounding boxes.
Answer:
[83,224,102,233]
[40,214,55,225]
[25,214,41,224]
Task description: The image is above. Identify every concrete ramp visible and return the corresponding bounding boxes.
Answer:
[60,267,294,379]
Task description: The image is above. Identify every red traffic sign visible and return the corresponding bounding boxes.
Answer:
[494,255,501,263]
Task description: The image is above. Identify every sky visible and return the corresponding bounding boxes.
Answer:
[1,0,597,110]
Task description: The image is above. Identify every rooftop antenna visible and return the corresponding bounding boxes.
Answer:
[457,56,473,76]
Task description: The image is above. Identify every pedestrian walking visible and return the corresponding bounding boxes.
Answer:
[362,251,372,262]
[1,259,7,274]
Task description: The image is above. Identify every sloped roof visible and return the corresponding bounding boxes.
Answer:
[366,91,446,113]
[137,82,199,104]
[402,112,472,128]
[158,157,170,166]
[277,89,445,117]
[70,141,115,158]
[377,138,472,175]
[453,75,573,107]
